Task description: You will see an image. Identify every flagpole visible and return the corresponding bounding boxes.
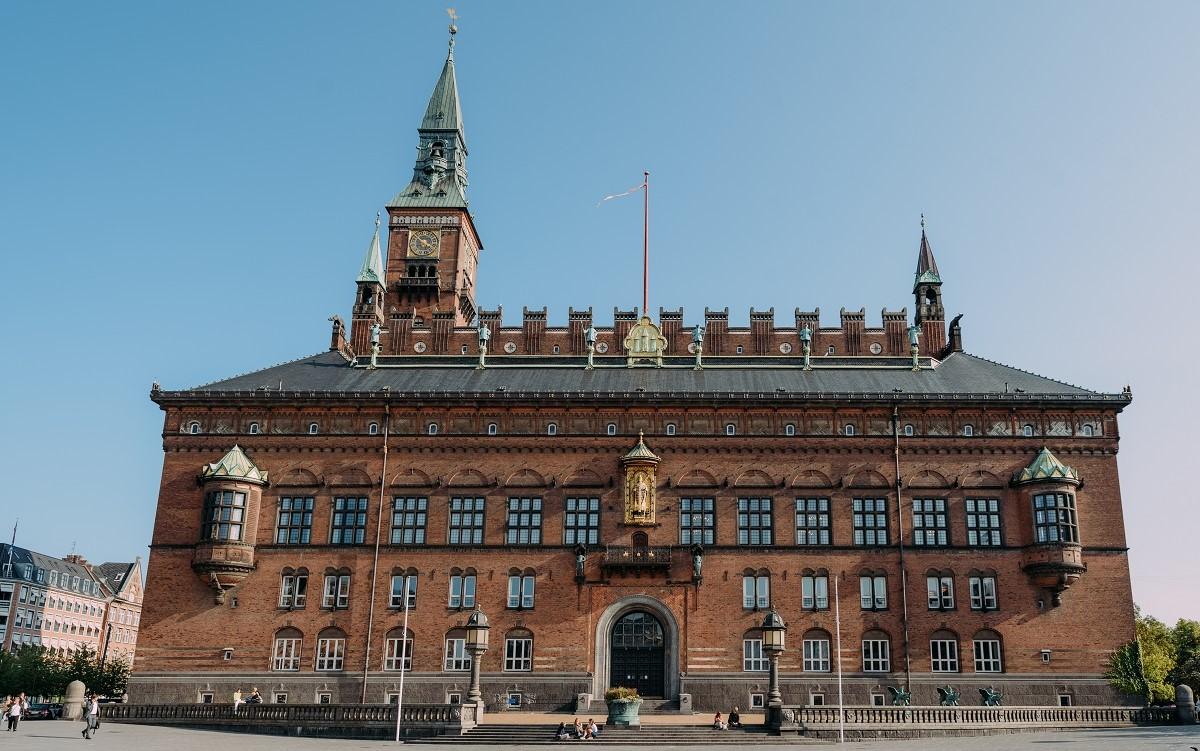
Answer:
[642,170,649,316]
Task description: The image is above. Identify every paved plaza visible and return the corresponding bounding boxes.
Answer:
[0,721,1196,750]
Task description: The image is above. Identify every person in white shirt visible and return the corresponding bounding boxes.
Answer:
[81,694,100,740]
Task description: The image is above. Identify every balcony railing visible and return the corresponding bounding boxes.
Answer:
[601,545,672,570]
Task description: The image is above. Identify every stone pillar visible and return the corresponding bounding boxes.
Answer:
[63,680,86,720]
[1177,684,1196,724]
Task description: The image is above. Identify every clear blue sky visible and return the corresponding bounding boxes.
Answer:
[1,2,1196,623]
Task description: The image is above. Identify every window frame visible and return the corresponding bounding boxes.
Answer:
[389,573,417,610]
[330,496,369,545]
[448,573,477,609]
[390,496,429,545]
[503,636,533,672]
[972,638,1003,673]
[862,638,891,673]
[742,638,769,672]
[737,497,773,545]
[912,498,949,546]
[969,575,998,611]
[564,497,600,546]
[930,638,960,673]
[742,574,770,610]
[201,490,247,542]
[926,574,955,610]
[505,497,543,545]
[322,573,351,609]
[506,574,536,609]
[795,497,831,546]
[276,496,314,545]
[272,636,302,671]
[383,634,413,672]
[1033,492,1079,544]
[444,637,470,672]
[859,574,887,611]
[801,573,829,611]
[965,498,1002,547]
[315,635,346,671]
[448,497,485,545]
[852,497,889,546]
[679,497,715,545]
[279,572,308,609]
[802,636,831,672]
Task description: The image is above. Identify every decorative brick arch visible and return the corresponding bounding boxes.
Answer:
[593,595,680,700]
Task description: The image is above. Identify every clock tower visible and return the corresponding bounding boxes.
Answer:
[382,24,482,333]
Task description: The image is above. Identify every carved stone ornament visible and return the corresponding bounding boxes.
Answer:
[620,432,661,526]
[623,316,667,367]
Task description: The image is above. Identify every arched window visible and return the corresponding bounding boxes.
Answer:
[444,627,470,671]
[742,628,769,672]
[1081,424,1095,437]
[926,569,955,610]
[507,569,536,609]
[272,627,303,671]
[389,567,418,609]
[844,424,856,436]
[308,423,319,435]
[430,141,445,159]
[665,423,676,436]
[725,423,736,436]
[1022,424,1034,437]
[487,423,498,435]
[962,424,974,437]
[315,627,347,671]
[930,629,960,673]
[427,423,438,436]
[606,423,617,436]
[504,627,533,672]
[188,421,200,434]
[547,423,557,436]
[861,629,891,672]
[368,422,379,435]
[742,569,770,610]
[248,422,260,435]
[278,567,308,609]
[802,628,831,672]
[972,629,1003,673]
[383,627,413,672]
[801,568,829,610]
[784,423,796,436]
[903,424,914,436]
[859,571,887,611]
[448,567,477,609]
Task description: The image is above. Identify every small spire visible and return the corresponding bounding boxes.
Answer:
[447,7,458,59]
[357,214,385,286]
[913,215,942,290]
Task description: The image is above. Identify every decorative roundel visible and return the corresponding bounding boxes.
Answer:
[685,342,697,354]
[504,341,517,354]
[870,343,883,355]
[413,341,427,353]
[596,341,609,353]
[779,342,793,354]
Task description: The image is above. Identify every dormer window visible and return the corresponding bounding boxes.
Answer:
[248,422,260,435]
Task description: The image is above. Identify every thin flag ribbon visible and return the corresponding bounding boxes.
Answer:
[597,180,646,207]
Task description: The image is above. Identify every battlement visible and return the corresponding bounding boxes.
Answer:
[334,304,949,360]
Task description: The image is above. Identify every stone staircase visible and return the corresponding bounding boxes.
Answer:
[414,722,821,745]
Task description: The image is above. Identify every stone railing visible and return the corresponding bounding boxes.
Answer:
[100,702,477,739]
[773,704,1176,738]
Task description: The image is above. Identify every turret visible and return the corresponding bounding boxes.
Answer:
[350,214,386,355]
[191,445,268,604]
[913,216,946,354]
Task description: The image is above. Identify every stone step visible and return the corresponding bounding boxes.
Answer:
[412,723,816,745]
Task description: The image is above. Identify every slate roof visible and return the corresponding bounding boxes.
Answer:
[155,350,1128,405]
[94,562,136,596]
[0,543,103,594]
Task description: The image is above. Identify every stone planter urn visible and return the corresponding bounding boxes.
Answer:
[604,688,643,727]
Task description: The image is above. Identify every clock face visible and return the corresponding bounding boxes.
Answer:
[410,230,440,257]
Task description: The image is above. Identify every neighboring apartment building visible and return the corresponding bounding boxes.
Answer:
[133,29,1136,710]
[95,560,145,663]
[0,545,143,662]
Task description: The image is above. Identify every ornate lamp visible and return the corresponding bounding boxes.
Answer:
[761,610,787,710]
[464,609,490,705]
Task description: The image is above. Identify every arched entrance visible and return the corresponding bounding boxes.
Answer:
[610,611,665,697]
[593,596,680,700]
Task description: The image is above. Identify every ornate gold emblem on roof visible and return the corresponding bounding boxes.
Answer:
[623,315,667,367]
[199,445,269,485]
[1013,447,1079,485]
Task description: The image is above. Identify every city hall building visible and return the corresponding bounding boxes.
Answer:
[132,32,1136,710]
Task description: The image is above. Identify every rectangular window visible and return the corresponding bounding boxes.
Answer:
[202,490,246,541]
[679,497,715,545]
[383,636,413,671]
[506,497,543,545]
[272,638,301,671]
[737,498,773,545]
[389,574,417,609]
[507,575,535,609]
[802,574,829,610]
[331,496,368,544]
[803,638,831,672]
[795,497,831,545]
[965,498,1002,546]
[444,638,470,671]
[449,497,485,545]
[742,575,770,609]
[930,639,959,672]
[927,575,954,609]
[322,574,351,609]
[315,637,345,671]
[276,497,314,544]
[862,639,891,672]
[973,639,1003,673]
[273,693,288,704]
[912,498,948,546]
[743,638,769,671]
[852,498,889,546]
[969,575,998,611]
[279,574,308,608]
[1034,493,1079,543]
[504,638,533,671]
[391,497,428,544]
[449,574,477,608]
[564,497,600,546]
[859,575,887,610]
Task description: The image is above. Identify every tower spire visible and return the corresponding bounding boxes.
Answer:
[912,215,946,354]
[357,213,385,285]
[914,214,941,291]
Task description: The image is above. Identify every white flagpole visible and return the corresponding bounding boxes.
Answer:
[835,574,845,744]
[394,580,411,743]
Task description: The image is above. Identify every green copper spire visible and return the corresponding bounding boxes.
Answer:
[200,445,268,485]
[357,213,385,286]
[913,214,942,291]
[1013,447,1080,485]
[388,22,469,209]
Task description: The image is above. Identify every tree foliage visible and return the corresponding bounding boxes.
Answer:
[1106,609,1200,704]
[0,645,129,699]
[1169,618,1200,696]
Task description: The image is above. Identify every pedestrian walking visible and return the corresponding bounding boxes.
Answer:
[7,692,26,731]
[81,693,100,740]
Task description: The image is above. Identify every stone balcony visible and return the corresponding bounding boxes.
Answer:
[601,545,672,572]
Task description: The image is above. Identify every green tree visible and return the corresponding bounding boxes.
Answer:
[1169,618,1200,696]
[1106,609,1177,704]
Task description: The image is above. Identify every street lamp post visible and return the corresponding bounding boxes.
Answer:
[761,610,787,727]
[465,609,490,708]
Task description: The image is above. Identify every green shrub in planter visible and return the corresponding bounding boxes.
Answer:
[604,687,642,726]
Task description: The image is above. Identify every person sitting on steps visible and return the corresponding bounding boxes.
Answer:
[728,706,741,728]
[713,711,728,730]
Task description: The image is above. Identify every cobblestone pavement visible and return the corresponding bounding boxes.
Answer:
[0,721,1196,750]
